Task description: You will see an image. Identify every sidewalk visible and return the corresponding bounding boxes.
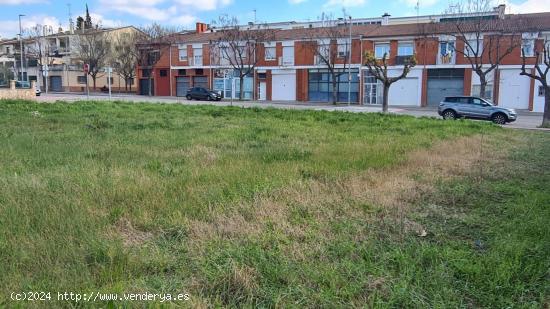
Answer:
[36,93,547,130]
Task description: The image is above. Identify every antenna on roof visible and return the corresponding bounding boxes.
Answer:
[415,0,420,20]
[68,3,74,34]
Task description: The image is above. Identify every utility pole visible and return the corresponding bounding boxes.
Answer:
[347,15,352,106]
[18,14,25,82]
[106,67,112,100]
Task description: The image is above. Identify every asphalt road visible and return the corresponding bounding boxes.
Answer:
[36,92,547,131]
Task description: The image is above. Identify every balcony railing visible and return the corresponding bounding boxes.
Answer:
[190,56,203,66]
[395,55,414,65]
[48,47,71,56]
[437,53,456,65]
[278,56,294,66]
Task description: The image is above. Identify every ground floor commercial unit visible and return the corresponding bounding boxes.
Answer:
[137,65,545,112]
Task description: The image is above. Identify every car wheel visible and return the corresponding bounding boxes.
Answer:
[442,109,457,120]
[492,113,507,125]
[186,95,192,100]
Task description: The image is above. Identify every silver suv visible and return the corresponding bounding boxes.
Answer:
[438,96,517,124]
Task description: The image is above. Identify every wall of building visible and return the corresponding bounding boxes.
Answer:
[0,80,36,100]
[136,20,549,111]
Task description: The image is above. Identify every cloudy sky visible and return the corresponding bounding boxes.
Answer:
[0,0,549,39]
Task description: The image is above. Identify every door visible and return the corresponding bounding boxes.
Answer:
[50,76,62,92]
[272,72,296,101]
[176,77,190,97]
[363,73,382,104]
[498,70,529,109]
[427,69,464,106]
[259,82,266,100]
[139,79,154,95]
[388,77,419,106]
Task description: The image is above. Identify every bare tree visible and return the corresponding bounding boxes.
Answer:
[113,31,140,92]
[521,37,550,127]
[301,13,351,104]
[363,51,417,113]
[136,23,179,96]
[77,29,110,90]
[25,24,54,90]
[210,15,274,100]
[446,0,524,99]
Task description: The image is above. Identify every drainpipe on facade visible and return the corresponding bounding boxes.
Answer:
[169,44,173,97]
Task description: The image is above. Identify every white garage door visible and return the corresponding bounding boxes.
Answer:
[498,69,530,109]
[388,77,419,106]
[272,72,296,101]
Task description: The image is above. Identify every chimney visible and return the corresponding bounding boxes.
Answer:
[382,13,390,26]
[196,22,208,33]
[497,4,506,19]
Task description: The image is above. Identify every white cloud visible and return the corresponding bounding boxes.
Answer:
[171,14,197,26]
[88,13,125,28]
[0,0,46,4]
[0,15,63,39]
[289,0,307,4]
[503,0,550,14]
[323,0,366,8]
[175,0,232,11]
[97,0,175,21]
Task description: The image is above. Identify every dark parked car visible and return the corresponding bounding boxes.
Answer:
[438,96,517,124]
[186,87,222,101]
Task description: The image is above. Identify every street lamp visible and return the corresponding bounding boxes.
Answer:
[18,14,25,82]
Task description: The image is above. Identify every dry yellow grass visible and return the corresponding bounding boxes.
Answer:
[186,133,513,247]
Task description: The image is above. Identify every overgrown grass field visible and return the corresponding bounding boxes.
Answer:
[0,100,548,307]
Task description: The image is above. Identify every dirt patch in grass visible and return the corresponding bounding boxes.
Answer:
[187,133,512,246]
[112,217,153,247]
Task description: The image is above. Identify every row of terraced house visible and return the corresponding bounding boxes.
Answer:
[136,5,550,112]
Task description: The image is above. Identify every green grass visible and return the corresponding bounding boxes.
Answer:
[0,99,548,307]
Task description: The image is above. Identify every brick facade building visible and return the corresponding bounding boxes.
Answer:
[137,7,550,112]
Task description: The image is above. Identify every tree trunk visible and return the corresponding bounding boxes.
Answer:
[478,73,487,98]
[382,83,391,113]
[92,75,97,90]
[331,77,338,105]
[148,76,152,96]
[239,76,244,101]
[543,86,550,128]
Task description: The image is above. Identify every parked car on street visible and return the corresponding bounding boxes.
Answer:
[15,81,41,96]
[186,87,222,101]
[438,96,517,124]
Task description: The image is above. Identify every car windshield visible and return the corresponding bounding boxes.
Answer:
[482,98,494,106]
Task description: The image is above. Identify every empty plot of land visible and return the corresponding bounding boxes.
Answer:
[0,99,548,307]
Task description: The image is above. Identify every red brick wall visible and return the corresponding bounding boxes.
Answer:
[420,68,428,107]
[295,41,314,66]
[296,69,308,101]
[415,38,438,65]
